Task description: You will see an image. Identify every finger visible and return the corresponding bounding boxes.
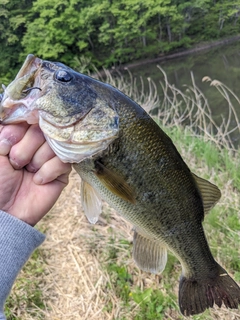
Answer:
[0,122,29,155]
[9,124,45,169]
[33,156,72,185]
[26,141,56,173]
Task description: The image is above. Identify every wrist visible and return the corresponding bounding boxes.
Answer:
[5,208,38,227]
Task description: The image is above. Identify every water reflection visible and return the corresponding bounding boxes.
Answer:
[124,42,240,146]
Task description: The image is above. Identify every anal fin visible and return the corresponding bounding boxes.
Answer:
[133,230,168,274]
[81,180,102,224]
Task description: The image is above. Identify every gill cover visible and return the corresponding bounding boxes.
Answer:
[39,102,119,163]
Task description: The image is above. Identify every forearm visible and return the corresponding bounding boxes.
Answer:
[0,210,45,319]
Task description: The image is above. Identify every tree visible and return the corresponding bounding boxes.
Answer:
[1,0,240,77]
[0,0,31,82]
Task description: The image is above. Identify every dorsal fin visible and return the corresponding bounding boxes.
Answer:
[133,229,168,274]
[94,161,136,204]
[192,173,221,214]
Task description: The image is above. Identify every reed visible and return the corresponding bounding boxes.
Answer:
[96,66,240,152]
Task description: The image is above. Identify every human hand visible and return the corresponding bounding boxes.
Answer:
[0,123,72,226]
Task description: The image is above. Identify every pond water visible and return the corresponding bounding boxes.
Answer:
[124,41,240,145]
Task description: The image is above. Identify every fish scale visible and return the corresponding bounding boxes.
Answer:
[75,93,211,262]
[0,54,239,316]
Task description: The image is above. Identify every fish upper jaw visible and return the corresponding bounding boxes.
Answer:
[0,55,43,124]
[15,54,42,79]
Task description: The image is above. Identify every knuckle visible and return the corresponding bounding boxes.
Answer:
[9,147,31,168]
[0,123,29,144]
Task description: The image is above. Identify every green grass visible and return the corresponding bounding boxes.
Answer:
[100,233,219,319]
[130,288,176,320]
[101,238,178,319]
[4,248,46,320]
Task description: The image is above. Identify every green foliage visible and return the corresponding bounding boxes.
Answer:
[131,288,175,320]
[107,263,132,303]
[1,0,240,77]
[0,0,31,81]
[103,238,178,319]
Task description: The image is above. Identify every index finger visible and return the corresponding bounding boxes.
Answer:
[9,124,45,169]
[0,122,30,155]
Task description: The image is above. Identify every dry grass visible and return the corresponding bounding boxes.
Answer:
[27,167,239,320]
[28,166,239,320]
[6,69,240,319]
[37,172,128,320]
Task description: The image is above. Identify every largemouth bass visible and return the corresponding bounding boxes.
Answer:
[1,54,239,316]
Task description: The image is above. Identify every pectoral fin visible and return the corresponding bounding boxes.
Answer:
[81,180,102,224]
[94,161,136,204]
[133,230,168,274]
[192,173,221,214]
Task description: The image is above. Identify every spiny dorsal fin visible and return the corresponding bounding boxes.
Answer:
[133,229,168,274]
[81,180,102,224]
[192,173,221,214]
[94,161,136,204]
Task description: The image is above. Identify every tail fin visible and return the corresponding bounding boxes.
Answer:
[179,266,240,316]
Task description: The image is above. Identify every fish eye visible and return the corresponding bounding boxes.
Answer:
[55,70,73,82]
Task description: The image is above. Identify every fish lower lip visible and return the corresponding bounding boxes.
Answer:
[0,105,27,123]
[0,105,39,124]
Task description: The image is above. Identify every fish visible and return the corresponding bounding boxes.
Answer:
[0,54,239,316]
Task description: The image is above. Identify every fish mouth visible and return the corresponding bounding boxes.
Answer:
[0,98,118,163]
[15,54,41,79]
[0,89,83,128]
[0,54,43,124]
[0,54,119,163]
[0,102,40,125]
[0,102,118,164]
[0,55,85,128]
